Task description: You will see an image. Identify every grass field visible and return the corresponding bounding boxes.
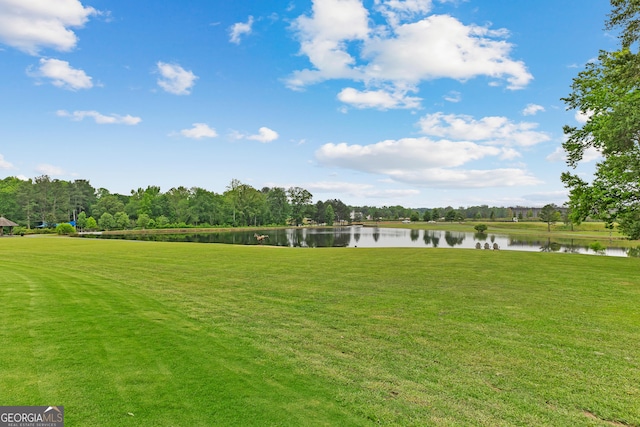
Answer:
[1,236,639,426]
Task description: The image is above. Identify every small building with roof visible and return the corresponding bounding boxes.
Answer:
[0,216,19,236]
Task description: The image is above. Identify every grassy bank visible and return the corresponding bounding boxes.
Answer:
[1,237,639,426]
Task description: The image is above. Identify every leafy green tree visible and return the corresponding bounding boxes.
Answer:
[86,216,98,231]
[98,212,115,230]
[165,186,192,224]
[325,204,335,226]
[474,224,488,233]
[76,211,87,231]
[562,0,640,238]
[69,179,96,221]
[224,179,266,226]
[16,178,36,228]
[445,209,456,222]
[287,186,313,226]
[92,191,125,218]
[314,201,326,224]
[155,215,170,229]
[540,204,562,232]
[265,187,289,225]
[423,209,432,221]
[410,211,420,222]
[136,213,151,229]
[0,176,22,222]
[326,199,349,224]
[114,212,130,230]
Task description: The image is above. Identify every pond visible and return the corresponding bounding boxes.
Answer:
[87,226,636,257]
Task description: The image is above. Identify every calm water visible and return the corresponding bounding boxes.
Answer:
[88,226,635,257]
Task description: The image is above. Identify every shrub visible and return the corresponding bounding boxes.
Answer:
[474,224,488,233]
[55,223,76,235]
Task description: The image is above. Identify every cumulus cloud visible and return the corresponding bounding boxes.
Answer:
[156,62,197,95]
[384,167,541,188]
[57,110,141,125]
[363,15,531,89]
[36,163,65,176]
[28,58,93,90]
[0,0,98,54]
[337,87,421,109]
[287,1,532,108]
[374,0,435,27]
[179,123,218,139]
[546,146,601,163]
[315,137,540,188]
[314,110,545,189]
[0,154,14,169]
[233,127,279,143]
[316,138,501,171]
[522,103,545,116]
[306,180,420,198]
[418,112,550,147]
[287,0,370,88]
[229,16,254,44]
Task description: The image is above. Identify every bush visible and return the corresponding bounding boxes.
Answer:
[474,224,488,233]
[55,223,77,235]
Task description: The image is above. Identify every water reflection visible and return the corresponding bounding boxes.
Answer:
[88,226,633,256]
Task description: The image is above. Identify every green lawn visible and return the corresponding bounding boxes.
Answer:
[1,236,639,426]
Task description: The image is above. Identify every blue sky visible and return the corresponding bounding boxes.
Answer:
[0,0,615,208]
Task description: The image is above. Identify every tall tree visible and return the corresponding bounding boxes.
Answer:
[287,186,313,226]
[265,187,289,225]
[540,204,562,232]
[562,0,640,238]
[325,204,335,226]
[69,179,96,221]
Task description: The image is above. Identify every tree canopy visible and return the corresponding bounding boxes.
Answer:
[562,0,640,238]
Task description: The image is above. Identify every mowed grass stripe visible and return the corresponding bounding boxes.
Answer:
[1,236,639,426]
[2,238,361,426]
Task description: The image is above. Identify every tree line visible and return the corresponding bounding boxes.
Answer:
[0,175,523,231]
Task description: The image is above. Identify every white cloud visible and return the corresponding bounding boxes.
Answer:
[0,154,14,169]
[315,110,545,189]
[546,146,601,163]
[362,15,532,90]
[575,110,592,124]
[57,110,141,125]
[249,127,279,143]
[306,180,420,198]
[315,137,540,188]
[522,103,545,116]
[337,87,421,109]
[374,0,434,27]
[36,163,65,176]
[287,0,370,88]
[156,62,197,95]
[443,90,461,103]
[287,2,532,106]
[179,123,218,139]
[382,167,541,188]
[229,16,254,44]
[316,138,500,171]
[0,0,98,54]
[28,58,93,90]
[233,127,279,143]
[418,112,550,147]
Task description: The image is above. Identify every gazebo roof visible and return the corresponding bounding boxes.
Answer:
[0,217,18,227]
